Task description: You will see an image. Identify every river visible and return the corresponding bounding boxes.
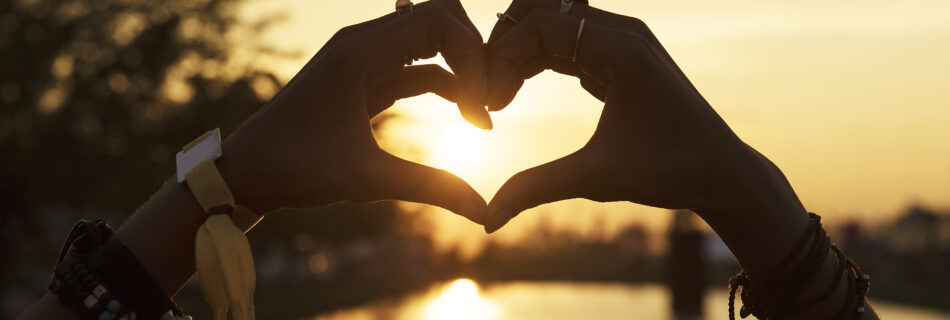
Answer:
[310,279,950,320]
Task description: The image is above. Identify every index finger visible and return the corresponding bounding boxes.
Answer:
[487,0,563,47]
[487,0,604,109]
[355,0,493,129]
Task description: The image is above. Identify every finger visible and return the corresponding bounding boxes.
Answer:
[278,0,481,114]
[487,10,564,109]
[314,0,482,68]
[580,75,606,102]
[532,54,607,102]
[487,0,561,47]
[487,4,650,109]
[488,0,641,48]
[486,53,604,111]
[484,150,600,233]
[487,10,616,109]
[366,151,489,225]
[429,0,481,38]
[366,64,458,117]
[267,12,403,109]
[358,1,492,129]
[486,1,579,110]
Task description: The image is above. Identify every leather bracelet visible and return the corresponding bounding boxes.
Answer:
[727,213,871,320]
[50,219,191,320]
[90,239,187,319]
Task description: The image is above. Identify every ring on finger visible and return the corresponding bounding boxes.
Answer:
[572,18,585,62]
[496,12,519,24]
[560,0,574,14]
[395,0,415,63]
[396,0,413,16]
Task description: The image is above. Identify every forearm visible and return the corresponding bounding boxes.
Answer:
[19,140,258,319]
[101,135,257,296]
[115,178,207,295]
[18,179,205,320]
[697,154,878,319]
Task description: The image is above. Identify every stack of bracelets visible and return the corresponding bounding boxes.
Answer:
[49,219,191,320]
[727,212,871,320]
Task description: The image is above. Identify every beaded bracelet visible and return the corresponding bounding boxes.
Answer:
[50,220,191,320]
[727,213,871,320]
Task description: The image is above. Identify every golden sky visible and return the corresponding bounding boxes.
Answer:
[237,0,950,251]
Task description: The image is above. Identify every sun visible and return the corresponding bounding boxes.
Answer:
[431,124,484,170]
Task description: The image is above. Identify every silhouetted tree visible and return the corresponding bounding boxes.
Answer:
[0,0,414,315]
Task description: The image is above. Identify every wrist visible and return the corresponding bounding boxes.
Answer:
[116,179,206,295]
[217,135,278,214]
[695,153,811,279]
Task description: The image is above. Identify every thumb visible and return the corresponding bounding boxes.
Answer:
[365,150,489,225]
[485,150,598,233]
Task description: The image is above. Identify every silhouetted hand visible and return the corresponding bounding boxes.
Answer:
[216,0,492,224]
[483,0,806,232]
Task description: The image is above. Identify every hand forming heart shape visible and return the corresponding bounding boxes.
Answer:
[27,2,872,319]
[217,0,492,223]
[55,1,869,318]
[481,0,806,233]
[217,0,806,242]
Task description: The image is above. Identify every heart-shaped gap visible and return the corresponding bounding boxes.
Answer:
[375,54,601,201]
[373,54,667,256]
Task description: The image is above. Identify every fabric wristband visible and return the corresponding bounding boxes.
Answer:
[184,160,261,232]
[179,129,259,320]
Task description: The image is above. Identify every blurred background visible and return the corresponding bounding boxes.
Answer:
[2,0,949,318]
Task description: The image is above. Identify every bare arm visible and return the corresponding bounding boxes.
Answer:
[19,179,206,320]
[18,0,491,318]
[482,1,878,318]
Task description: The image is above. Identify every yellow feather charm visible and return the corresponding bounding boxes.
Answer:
[184,157,260,320]
[196,214,256,320]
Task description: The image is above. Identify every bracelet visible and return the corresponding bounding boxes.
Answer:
[49,220,191,320]
[727,213,871,320]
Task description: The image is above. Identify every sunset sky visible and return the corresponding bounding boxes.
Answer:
[236,0,950,252]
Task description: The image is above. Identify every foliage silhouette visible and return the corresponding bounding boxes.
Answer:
[0,0,414,315]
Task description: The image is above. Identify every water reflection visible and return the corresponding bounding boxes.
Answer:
[311,279,950,320]
[424,279,499,320]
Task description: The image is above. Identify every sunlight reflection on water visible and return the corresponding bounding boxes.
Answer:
[310,279,950,320]
[423,279,499,320]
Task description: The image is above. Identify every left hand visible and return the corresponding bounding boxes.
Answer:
[214,0,492,224]
[481,0,806,233]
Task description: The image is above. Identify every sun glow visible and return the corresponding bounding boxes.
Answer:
[431,124,485,171]
[424,278,499,320]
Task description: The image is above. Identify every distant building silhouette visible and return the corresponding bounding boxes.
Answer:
[669,211,704,318]
[891,206,941,252]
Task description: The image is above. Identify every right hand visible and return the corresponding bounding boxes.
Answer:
[483,0,806,233]
[217,0,492,224]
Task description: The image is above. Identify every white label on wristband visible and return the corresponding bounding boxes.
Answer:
[176,128,223,183]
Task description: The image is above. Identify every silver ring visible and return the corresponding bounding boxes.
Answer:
[396,0,413,16]
[399,0,416,65]
[560,0,575,14]
[572,18,585,62]
[496,12,519,24]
